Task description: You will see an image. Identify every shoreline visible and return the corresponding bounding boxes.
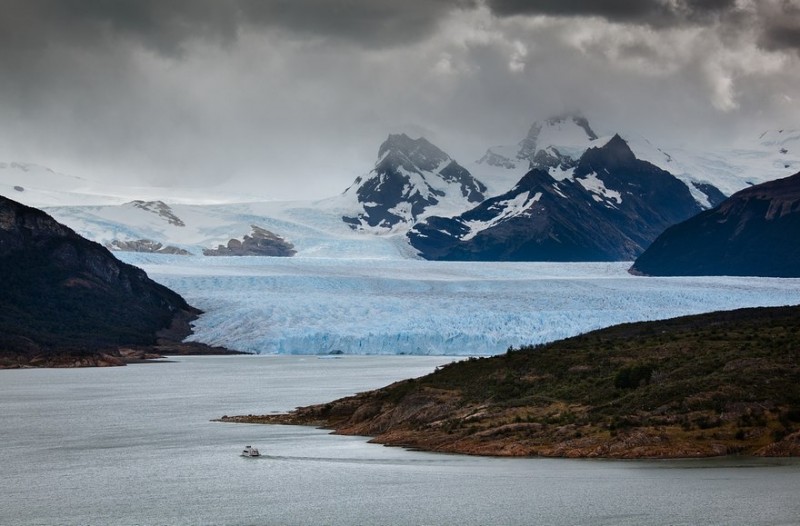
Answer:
[216,410,800,460]
[0,342,248,369]
[217,306,800,460]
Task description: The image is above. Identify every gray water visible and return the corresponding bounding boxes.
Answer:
[2,356,799,526]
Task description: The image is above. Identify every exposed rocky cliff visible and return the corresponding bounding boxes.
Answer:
[0,195,202,365]
[203,225,296,256]
[631,171,800,276]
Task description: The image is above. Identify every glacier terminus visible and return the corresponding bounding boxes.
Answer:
[125,254,800,356]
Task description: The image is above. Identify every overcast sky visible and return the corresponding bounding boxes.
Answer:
[1,0,799,200]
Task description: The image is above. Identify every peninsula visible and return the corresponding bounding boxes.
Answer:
[221,305,800,458]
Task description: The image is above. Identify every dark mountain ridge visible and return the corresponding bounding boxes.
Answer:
[631,171,800,277]
[0,195,202,365]
[409,135,703,261]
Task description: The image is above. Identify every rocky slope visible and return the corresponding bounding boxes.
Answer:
[409,135,703,261]
[0,195,211,366]
[631,171,800,277]
[107,238,191,255]
[341,134,487,232]
[223,305,800,458]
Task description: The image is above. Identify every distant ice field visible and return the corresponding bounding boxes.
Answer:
[123,254,800,355]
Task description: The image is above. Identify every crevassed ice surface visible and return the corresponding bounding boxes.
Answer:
[123,254,800,355]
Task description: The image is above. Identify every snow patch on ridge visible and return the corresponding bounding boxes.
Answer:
[577,173,622,206]
[462,191,542,241]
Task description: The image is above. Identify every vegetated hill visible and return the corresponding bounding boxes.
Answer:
[409,135,704,261]
[224,305,800,458]
[0,195,211,367]
[631,171,800,277]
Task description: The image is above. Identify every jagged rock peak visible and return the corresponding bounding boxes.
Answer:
[377,133,450,172]
[511,168,557,192]
[342,133,486,231]
[581,134,637,168]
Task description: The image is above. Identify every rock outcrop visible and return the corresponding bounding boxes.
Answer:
[203,225,296,256]
[130,200,185,227]
[107,239,191,255]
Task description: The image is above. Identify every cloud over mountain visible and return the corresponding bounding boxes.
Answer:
[0,1,797,199]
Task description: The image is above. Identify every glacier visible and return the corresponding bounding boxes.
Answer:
[122,254,800,356]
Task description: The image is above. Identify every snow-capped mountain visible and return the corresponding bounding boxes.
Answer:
[2,119,797,263]
[409,135,704,261]
[470,114,727,210]
[471,115,800,210]
[625,128,800,204]
[471,115,601,196]
[340,134,487,232]
[631,170,800,277]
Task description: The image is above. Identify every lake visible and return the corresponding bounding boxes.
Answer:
[2,355,798,525]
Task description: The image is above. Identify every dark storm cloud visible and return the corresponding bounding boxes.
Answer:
[2,0,796,58]
[0,0,472,57]
[238,0,475,48]
[484,0,736,25]
[486,0,665,21]
[0,0,239,58]
[758,2,800,53]
[485,0,800,54]
[764,24,800,49]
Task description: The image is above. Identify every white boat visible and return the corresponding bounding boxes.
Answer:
[241,445,261,457]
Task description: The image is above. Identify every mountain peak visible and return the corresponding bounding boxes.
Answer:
[582,134,637,168]
[519,114,599,159]
[379,133,415,154]
[342,134,486,231]
[377,134,448,170]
